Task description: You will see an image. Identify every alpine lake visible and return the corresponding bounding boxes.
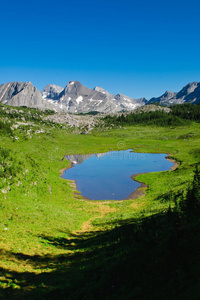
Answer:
[62,149,174,200]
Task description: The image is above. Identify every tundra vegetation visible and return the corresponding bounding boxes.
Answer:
[0,102,200,299]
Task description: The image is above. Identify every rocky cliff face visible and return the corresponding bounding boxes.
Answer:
[0,81,54,111]
[148,82,200,106]
[41,81,147,113]
[58,81,110,113]
[41,84,64,100]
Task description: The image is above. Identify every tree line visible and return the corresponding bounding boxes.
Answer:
[103,103,200,127]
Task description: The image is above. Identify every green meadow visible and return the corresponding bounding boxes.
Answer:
[0,105,200,299]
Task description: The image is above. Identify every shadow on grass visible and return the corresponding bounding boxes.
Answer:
[1,211,200,300]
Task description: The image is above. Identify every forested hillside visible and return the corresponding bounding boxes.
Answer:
[103,103,200,127]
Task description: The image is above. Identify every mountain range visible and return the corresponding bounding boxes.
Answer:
[0,80,200,113]
[148,82,200,105]
[41,81,147,113]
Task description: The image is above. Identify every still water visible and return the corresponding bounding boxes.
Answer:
[62,149,174,200]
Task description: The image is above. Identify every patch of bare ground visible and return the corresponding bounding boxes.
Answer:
[79,203,116,232]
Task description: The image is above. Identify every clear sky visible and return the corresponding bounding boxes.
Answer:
[0,0,200,99]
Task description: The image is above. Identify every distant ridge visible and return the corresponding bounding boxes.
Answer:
[148,82,200,106]
[0,80,200,113]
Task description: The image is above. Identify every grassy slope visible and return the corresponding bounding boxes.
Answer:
[0,107,200,299]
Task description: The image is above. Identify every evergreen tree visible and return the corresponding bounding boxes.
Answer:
[186,165,200,210]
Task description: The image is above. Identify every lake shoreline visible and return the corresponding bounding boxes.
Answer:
[127,155,179,200]
[59,153,179,201]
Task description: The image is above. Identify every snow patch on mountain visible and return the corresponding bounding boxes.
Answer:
[76,96,83,104]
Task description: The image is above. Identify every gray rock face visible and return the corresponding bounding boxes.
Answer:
[0,81,54,111]
[58,81,109,113]
[94,86,114,100]
[0,82,26,103]
[41,84,64,100]
[149,91,177,105]
[148,82,200,106]
[42,81,147,113]
[176,82,200,104]
[114,93,147,111]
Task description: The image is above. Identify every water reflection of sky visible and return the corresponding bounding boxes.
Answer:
[62,149,174,200]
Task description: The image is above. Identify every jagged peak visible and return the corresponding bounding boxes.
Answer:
[67,80,81,86]
[164,90,173,94]
[177,81,200,96]
[42,84,64,92]
[185,81,199,86]
[179,81,199,92]
[94,86,105,92]
[116,93,132,99]
[162,90,176,96]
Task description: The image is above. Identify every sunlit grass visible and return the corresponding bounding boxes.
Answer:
[0,106,200,298]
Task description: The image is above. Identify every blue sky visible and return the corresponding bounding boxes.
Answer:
[0,0,200,99]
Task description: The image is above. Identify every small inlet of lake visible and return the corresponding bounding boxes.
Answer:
[62,149,174,200]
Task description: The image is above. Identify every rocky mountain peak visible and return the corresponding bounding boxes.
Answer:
[0,81,54,110]
[61,81,86,96]
[41,84,64,100]
[67,81,82,89]
[176,82,199,98]
[41,80,148,113]
[149,81,200,105]
[94,86,106,93]
[163,90,174,96]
